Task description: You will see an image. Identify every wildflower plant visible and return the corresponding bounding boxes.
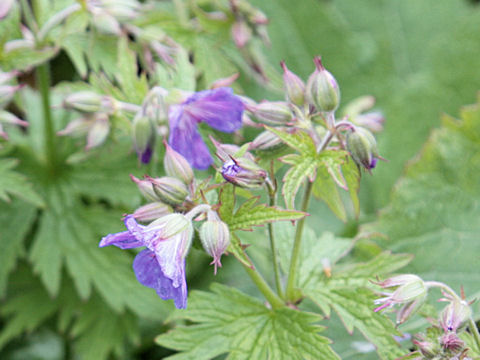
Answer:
[0,1,479,360]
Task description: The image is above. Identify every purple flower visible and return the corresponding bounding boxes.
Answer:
[99,214,193,309]
[168,87,244,170]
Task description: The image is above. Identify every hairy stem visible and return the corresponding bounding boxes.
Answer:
[36,63,57,173]
[242,262,284,309]
[285,179,313,302]
[267,185,283,298]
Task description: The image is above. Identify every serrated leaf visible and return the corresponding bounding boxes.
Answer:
[313,166,347,222]
[281,154,317,209]
[266,126,316,155]
[369,100,480,307]
[0,200,37,295]
[0,158,44,207]
[0,46,58,72]
[156,283,340,360]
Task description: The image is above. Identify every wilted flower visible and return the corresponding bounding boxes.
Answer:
[221,157,267,188]
[168,87,244,170]
[373,274,427,324]
[99,214,193,309]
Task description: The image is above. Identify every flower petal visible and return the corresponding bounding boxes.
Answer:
[183,88,243,133]
[133,248,187,309]
[168,105,213,170]
[99,230,143,249]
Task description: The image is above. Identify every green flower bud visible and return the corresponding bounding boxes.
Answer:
[85,113,110,150]
[130,175,159,202]
[440,298,472,333]
[199,217,230,274]
[249,130,286,152]
[63,91,113,113]
[251,101,293,126]
[149,176,189,206]
[346,126,380,171]
[164,141,194,185]
[132,111,156,164]
[221,157,267,189]
[133,202,171,223]
[306,56,340,112]
[280,61,305,106]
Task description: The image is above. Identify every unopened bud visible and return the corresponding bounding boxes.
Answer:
[232,20,252,48]
[221,157,267,188]
[0,110,28,127]
[91,11,122,35]
[306,56,340,112]
[143,87,169,125]
[281,61,305,106]
[98,0,140,21]
[149,176,189,206]
[85,113,110,150]
[63,91,113,113]
[133,202,171,222]
[57,118,92,137]
[346,126,380,171]
[412,338,437,357]
[132,111,156,164]
[251,101,293,126]
[147,213,191,239]
[200,217,230,274]
[441,333,464,352]
[164,141,194,184]
[0,85,22,107]
[249,130,285,152]
[0,0,14,20]
[130,175,158,202]
[354,111,385,133]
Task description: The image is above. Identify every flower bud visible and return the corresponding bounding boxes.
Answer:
[412,338,438,358]
[130,175,158,202]
[249,130,286,152]
[0,0,14,20]
[0,110,28,127]
[57,118,92,137]
[147,213,191,240]
[440,299,472,333]
[0,85,23,107]
[132,111,156,164]
[374,274,427,324]
[221,157,267,188]
[86,113,110,150]
[63,91,112,113]
[200,218,231,274]
[441,333,464,352]
[251,101,293,126]
[354,111,385,133]
[143,87,169,125]
[280,61,305,106]
[346,126,380,171]
[133,202,171,222]
[306,56,340,112]
[91,11,122,35]
[148,176,189,206]
[232,20,252,48]
[164,141,194,185]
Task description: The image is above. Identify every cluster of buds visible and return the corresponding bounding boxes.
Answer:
[58,91,116,150]
[230,0,270,49]
[86,0,141,35]
[0,70,28,141]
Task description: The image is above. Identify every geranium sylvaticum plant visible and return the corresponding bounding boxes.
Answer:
[0,1,478,359]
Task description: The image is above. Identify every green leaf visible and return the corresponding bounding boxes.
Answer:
[369,100,480,306]
[280,153,317,209]
[0,158,44,207]
[266,126,316,155]
[156,283,340,360]
[0,46,58,72]
[313,166,347,222]
[0,200,37,295]
[303,253,412,360]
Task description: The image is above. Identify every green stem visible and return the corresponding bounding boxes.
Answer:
[36,63,57,172]
[242,263,284,309]
[469,318,480,349]
[285,180,314,301]
[267,188,283,298]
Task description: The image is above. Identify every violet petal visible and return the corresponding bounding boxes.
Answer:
[99,231,143,249]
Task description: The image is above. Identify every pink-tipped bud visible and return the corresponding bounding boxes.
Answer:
[0,85,23,107]
[280,61,305,106]
[250,101,293,126]
[199,216,230,274]
[232,20,252,48]
[0,110,28,127]
[148,176,189,206]
[130,175,159,202]
[346,126,381,171]
[57,118,92,137]
[85,113,110,150]
[440,299,472,333]
[164,141,194,185]
[354,111,385,133]
[249,130,285,152]
[133,202,171,222]
[306,56,340,113]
